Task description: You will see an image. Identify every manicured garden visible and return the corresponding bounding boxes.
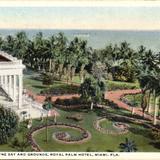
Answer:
[32,107,159,152]
[0,31,160,153]
[0,106,159,152]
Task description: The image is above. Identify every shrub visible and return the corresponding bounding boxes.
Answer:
[66,114,83,121]
[55,97,85,106]
[0,105,19,144]
[41,72,54,85]
[41,85,79,95]
[151,130,160,141]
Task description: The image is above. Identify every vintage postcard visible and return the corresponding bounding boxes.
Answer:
[0,0,159,159]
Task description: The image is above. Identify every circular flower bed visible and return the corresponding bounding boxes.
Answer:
[27,123,91,151]
[113,122,130,131]
[54,132,71,140]
[94,118,130,135]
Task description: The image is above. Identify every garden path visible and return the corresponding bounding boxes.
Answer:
[26,88,160,123]
[105,89,160,123]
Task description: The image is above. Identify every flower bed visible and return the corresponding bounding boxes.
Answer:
[112,122,130,131]
[93,118,129,135]
[27,123,91,151]
[54,132,71,140]
[55,104,88,110]
[55,97,89,109]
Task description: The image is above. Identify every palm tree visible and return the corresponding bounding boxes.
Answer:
[48,35,56,72]
[13,32,29,60]
[32,32,44,70]
[0,36,4,50]
[24,40,35,68]
[137,67,152,117]
[42,96,53,142]
[66,38,78,83]
[54,32,68,80]
[150,70,160,125]
[119,138,137,152]
[78,40,90,83]
[79,77,106,110]
[2,35,15,54]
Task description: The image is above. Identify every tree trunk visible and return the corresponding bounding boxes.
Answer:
[67,64,71,84]
[142,110,145,118]
[147,92,152,114]
[71,67,76,84]
[49,59,52,72]
[90,102,93,110]
[81,75,84,84]
[80,64,85,83]
[153,96,159,125]
[153,90,157,125]
[159,98,160,118]
[59,63,64,80]
[141,90,147,118]
[131,107,135,115]
[46,112,48,142]
[51,60,56,76]
[54,114,57,123]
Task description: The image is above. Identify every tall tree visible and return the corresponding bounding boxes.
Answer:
[0,105,19,144]
[54,32,68,80]
[79,77,106,110]
[42,96,53,142]
[13,32,29,60]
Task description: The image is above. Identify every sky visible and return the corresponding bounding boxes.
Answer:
[0,7,160,30]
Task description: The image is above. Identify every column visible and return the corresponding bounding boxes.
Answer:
[4,75,8,91]
[2,76,5,87]
[0,75,2,86]
[18,74,23,109]
[8,75,12,98]
[13,75,17,102]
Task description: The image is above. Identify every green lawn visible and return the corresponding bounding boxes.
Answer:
[33,108,159,152]
[0,106,159,152]
[107,80,140,91]
[124,94,142,107]
[24,71,140,95]
[100,119,120,132]
[0,144,16,151]
[8,70,156,152]
[23,74,79,94]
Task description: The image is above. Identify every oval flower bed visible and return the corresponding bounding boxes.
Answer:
[27,123,91,151]
[93,118,130,135]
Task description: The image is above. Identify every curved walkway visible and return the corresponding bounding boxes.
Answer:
[105,89,159,123]
[27,88,159,123]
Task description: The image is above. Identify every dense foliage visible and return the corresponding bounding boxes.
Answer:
[79,76,106,109]
[0,31,159,84]
[0,105,19,144]
[0,31,159,124]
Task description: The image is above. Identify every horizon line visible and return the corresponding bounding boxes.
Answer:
[0,28,160,31]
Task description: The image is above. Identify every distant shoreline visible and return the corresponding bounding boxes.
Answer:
[0,29,160,51]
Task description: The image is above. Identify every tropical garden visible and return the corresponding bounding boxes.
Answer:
[0,31,159,152]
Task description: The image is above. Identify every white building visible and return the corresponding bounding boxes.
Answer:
[0,51,49,120]
[0,51,25,109]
